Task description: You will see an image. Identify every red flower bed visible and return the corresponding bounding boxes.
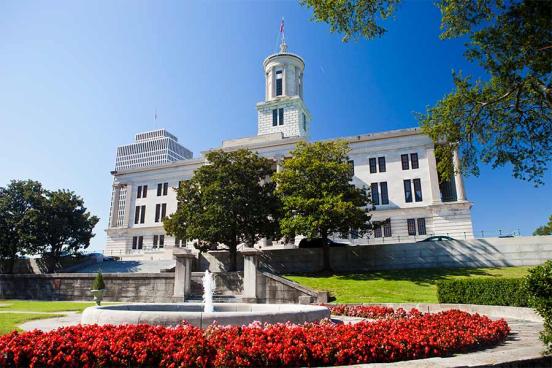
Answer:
[0,308,509,368]
[324,304,401,319]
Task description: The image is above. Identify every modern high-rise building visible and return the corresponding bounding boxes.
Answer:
[105,38,473,260]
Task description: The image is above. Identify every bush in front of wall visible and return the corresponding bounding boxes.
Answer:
[436,278,529,307]
[91,272,105,290]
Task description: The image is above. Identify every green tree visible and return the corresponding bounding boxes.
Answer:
[35,190,99,273]
[164,149,281,271]
[301,0,552,185]
[0,180,45,273]
[274,141,371,270]
[534,215,552,236]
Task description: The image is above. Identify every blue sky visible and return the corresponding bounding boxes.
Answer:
[0,1,550,251]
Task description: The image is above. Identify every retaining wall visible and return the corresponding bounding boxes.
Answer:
[259,236,552,274]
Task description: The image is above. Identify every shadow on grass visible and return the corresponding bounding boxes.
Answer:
[290,267,506,287]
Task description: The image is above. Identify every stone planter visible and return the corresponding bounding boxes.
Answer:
[90,289,106,306]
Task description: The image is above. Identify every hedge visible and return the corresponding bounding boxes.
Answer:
[436,278,530,307]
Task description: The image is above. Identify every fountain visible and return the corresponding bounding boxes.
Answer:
[202,270,214,313]
[81,269,329,328]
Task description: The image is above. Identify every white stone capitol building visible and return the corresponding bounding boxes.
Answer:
[106,39,473,259]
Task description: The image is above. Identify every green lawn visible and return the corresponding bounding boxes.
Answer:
[0,300,109,335]
[0,313,64,335]
[286,266,532,303]
[0,300,99,313]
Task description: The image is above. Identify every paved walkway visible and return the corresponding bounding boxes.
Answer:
[19,313,549,367]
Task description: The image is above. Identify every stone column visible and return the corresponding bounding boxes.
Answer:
[173,248,195,301]
[453,148,466,201]
[240,248,261,303]
[426,148,442,204]
[109,185,121,227]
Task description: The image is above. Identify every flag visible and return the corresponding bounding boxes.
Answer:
[280,18,284,34]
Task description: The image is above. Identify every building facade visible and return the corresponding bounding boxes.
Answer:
[105,40,473,259]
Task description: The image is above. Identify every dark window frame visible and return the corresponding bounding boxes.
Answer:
[139,205,145,224]
[137,186,142,199]
[134,206,140,224]
[383,221,392,237]
[374,226,382,238]
[161,203,167,219]
[378,157,386,172]
[132,236,137,249]
[137,236,143,249]
[278,108,284,125]
[380,182,389,205]
[163,182,168,196]
[410,153,419,169]
[401,154,410,170]
[142,185,148,198]
[369,158,377,173]
[413,178,423,202]
[404,179,413,203]
[275,70,283,96]
[155,204,161,223]
[272,109,278,126]
[371,183,380,205]
[407,218,416,236]
[417,218,427,235]
[157,183,162,196]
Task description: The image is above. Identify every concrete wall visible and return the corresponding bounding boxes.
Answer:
[260,236,552,274]
[257,272,327,304]
[0,273,176,302]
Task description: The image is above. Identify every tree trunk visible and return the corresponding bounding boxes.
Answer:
[321,230,331,272]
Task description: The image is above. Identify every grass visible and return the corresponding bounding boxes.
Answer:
[0,313,64,335]
[0,300,112,335]
[0,300,100,313]
[286,266,532,303]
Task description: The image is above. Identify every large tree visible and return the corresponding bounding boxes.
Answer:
[301,0,552,185]
[0,180,45,273]
[274,140,371,270]
[164,149,281,271]
[534,215,552,236]
[36,190,99,273]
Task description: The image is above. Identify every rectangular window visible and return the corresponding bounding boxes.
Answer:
[272,109,278,126]
[417,218,427,235]
[378,157,386,172]
[138,236,143,249]
[380,182,389,205]
[401,154,410,170]
[157,183,162,196]
[155,204,161,222]
[407,219,416,236]
[275,70,283,96]
[137,186,142,199]
[404,179,412,203]
[371,183,380,205]
[413,178,423,202]
[278,108,284,125]
[161,203,167,219]
[153,235,159,248]
[369,158,377,173]
[303,113,307,132]
[142,185,148,198]
[134,206,140,224]
[410,153,419,169]
[348,160,355,176]
[159,235,164,248]
[374,226,382,238]
[383,222,392,237]
[140,205,145,224]
[132,236,137,249]
[163,182,168,196]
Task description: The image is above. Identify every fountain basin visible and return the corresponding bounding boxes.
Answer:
[81,303,330,328]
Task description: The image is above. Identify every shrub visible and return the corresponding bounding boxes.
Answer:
[436,278,529,306]
[0,309,509,367]
[91,272,105,290]
[526,260,552,349]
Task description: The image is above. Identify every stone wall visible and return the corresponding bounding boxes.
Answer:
[0,273,175,302]
[260,236,552,274]
[256,272,328,304]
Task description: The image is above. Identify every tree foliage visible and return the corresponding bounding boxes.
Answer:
[164,149,281,271]
[0,180,99,273]
[302,0,552,185]
[36,190,99,273]
[0,180,45,273]
[534,215,552,236]
[274,141,371,269]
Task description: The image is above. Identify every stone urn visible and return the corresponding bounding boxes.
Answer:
[90,289,105,306]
